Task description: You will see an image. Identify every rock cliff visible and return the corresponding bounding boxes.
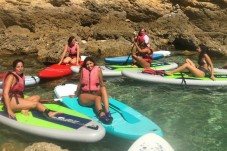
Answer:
[0,0,226,62]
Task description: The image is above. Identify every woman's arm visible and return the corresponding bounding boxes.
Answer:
[134,42,150,54]
[76,43,80,65]
[75,71,83,97]
[3,75,16,118]
[58,45,68,64]
[204,54,215,80]
[98,67,105,87]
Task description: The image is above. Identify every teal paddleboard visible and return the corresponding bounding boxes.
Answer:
[54,84,163,140]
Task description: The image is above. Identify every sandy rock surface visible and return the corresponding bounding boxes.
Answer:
[0,0,226,63]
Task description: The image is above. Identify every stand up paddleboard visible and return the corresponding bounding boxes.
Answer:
[38,56,87,79]
[71,62,178,77]
[105,51,171,64]
[214,68,227,74]
[128,133,174,151]
[54,83,163,140]
[0,102,105,142]
[122,69,227,86]
[0,75,40,87]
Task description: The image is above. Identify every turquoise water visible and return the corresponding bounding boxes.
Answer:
[0,54,227,151]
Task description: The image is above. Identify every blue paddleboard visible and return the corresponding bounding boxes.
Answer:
[105,54,163,64]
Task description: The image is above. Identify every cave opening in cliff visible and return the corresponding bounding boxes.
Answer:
[172,38,195,51]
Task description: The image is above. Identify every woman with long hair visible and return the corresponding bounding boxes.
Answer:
[166,44,215,80]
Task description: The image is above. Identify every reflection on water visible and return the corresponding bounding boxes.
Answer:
[0,54,227,151]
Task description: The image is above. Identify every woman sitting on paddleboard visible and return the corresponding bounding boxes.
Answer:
[2,59,61,119]
[58,35,80,65]
[166,44,215,80]
[131,28,154,68]
[75,57,113,124]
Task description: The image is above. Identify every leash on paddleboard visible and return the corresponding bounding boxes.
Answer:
[180,72,187,87]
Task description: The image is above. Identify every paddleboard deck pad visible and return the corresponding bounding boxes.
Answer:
[0,102,105,142]
[54,83,163,140]
[122,69,227,86]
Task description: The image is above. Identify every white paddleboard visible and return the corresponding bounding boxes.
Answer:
[128,133,174,151]
[0,75,40,87]
[214,68,227,74]
[154,50,171,57]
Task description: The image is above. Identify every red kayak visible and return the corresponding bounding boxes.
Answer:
[38,62,83,79]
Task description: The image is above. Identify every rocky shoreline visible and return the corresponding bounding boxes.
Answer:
[0,0,226,64]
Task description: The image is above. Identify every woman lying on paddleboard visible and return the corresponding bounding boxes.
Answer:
[2,59,61,118]
[166,44,215,80]
[75,57,113,124]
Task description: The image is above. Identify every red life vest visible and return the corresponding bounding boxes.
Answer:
[81,66,100,92]
[67,43,79,57]
[137,34,145,45]
[2,71,25,99]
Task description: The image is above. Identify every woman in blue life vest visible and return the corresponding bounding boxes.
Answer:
[75,57,113,124]
[166,44,215,80]
[131,28,154,68]
[3,59,61,118]
[58,35,80,65]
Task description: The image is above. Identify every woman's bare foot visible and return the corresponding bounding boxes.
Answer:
[48,111,63,117]
[165,72,173,76]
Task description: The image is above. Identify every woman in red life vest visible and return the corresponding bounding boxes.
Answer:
[75,57,113,124]
[132,28,154,68]
[166,44,215,80]
[58,35,80,65]
[3,59,61,118]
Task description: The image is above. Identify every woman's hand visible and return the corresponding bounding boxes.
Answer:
[7,109,16,119]
[210,75,216,81]
[21,109,29,116]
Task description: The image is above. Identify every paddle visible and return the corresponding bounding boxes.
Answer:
[109,103,140,124]
[123,31,139,65]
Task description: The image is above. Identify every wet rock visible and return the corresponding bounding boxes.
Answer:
[0,0,226,62]
[24,142,68,151]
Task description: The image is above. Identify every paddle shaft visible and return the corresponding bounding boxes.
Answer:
[123,44,135,65]
[123,33,139,65]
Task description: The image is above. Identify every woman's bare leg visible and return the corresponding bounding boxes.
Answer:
[100,87,109,112]
[166,63,205,77]
[63,57,72,64]
[79,94,105,116]
[132,55,150,68]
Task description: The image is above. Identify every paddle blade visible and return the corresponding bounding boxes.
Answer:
[110,103,140,124]
[120,111,140,124]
